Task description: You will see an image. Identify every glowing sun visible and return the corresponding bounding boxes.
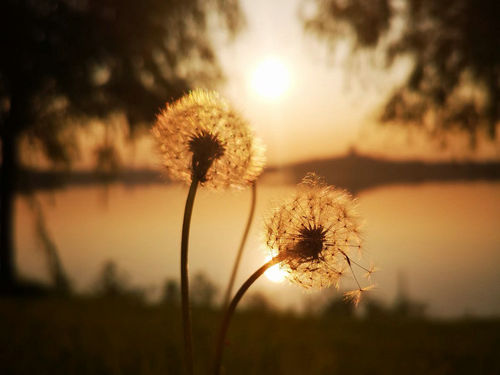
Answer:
[264,255,287,283]
[251,58,290,100]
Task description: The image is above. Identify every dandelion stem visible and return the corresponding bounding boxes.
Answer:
[346,257,373,273]
[223,182,257,308]
[181,177,199,375]
[342,252,362,290]
[213,256,281,375]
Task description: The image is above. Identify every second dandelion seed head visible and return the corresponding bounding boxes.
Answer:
[265,173,372,297]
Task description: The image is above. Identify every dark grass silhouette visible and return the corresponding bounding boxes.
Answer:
[1,296,499,375]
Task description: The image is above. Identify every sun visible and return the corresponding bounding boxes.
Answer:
[251,57,290,100]
[264,255,287,283]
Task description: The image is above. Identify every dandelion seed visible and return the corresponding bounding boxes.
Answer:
[152,89,265,189]
[265,173,364,289]
[343,285,376,307]
[363,264,379,279]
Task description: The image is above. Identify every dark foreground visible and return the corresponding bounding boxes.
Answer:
[1,297,499,375]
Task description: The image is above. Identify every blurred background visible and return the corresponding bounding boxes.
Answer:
[1,0,499,374]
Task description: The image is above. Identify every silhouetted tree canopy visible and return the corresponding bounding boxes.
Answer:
[0,0,242,288]
[303,0,499,142]
[1,0,242,161]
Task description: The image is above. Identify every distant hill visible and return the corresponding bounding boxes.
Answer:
[8,152,500,194]
[276,151,500,193]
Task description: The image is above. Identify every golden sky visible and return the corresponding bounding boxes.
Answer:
[27,0,498,170]
[214,0,499,165]
[216,0,400,165]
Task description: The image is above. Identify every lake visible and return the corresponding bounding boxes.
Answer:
[14,176,500,317]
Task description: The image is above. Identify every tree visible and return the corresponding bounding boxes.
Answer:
[191,272,218,308]
[0,0,243,289]
[162,279,180,306]
[303,0,499,142]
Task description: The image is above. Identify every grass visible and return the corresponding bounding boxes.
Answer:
[1,297,499,375]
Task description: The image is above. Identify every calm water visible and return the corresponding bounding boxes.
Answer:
[15,179,500,317]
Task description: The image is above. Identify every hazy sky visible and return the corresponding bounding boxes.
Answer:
[215,0,411,164]
[214,0,499,165]
[55,0,498,170]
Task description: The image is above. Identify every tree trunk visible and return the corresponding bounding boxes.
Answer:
[0,115,18,289]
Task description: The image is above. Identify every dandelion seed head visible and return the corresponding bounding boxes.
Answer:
[265,173,363,289]
[152,89,265,189]
[188,130,225,182]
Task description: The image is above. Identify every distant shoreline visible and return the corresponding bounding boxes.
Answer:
[6,152,500,194]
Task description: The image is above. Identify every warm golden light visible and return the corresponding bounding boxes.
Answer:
[251,57,290,100]
[264,255,287,283]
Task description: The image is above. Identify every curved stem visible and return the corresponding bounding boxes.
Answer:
[181,178,199,375]
[223,182,257,308]
[213,256,281,375]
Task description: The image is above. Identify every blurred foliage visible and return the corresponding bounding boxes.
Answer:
[1,297,499,374]
[0,0,243,288]
[28,196,72,294]
[93,261,127,297]
[161,272,219,308]
[191,271,218,308]
[323,296,355,317]
[244,292,276,313]
[0,0,243,162]
[303,0,500,143]
[161,279,180,306]
[92,260,145,302]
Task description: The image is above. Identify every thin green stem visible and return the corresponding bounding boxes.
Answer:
[213,256,281,375]
[181,177,199,375]
[223,182,257,308]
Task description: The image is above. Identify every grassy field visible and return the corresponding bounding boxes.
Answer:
[1,297,499,375]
